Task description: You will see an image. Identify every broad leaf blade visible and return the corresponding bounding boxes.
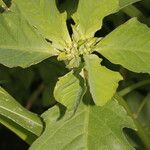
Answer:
[95,18,150,73]
[0,87,43,138]
[59,0,140,19]
[30,97,136,150]
[72,0,119,40]
[0,4,57,68]
[84,54,122,106]
[14,0,71,49]
[54,71,86,110]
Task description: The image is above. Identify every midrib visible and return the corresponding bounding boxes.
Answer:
[0,45,51,54]
[84,106,90,150]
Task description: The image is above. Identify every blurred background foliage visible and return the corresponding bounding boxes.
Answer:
[0,0,150,149]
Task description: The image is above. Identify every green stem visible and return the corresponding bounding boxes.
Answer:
[122,5,147,23]
[119,79,150,96]
[115,94,150,150]
[134,93,150,119]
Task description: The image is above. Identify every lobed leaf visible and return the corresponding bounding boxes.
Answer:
[95,18,150,73]
[84,54,122,106]
[0,4,57,68]
[30,96,136,150]
[72,0,119,40]
[14,0,71,49]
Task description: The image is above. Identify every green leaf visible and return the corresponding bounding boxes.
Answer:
[30,97,136,150]
[0,114,38,144]
[95,18,150,73]
[0,87,43,143]
[119,0,141,9]
[84,54,122,106]
[59,0,140,19]
[54,71,86,110]
[14,0,71,49]
[0,4,57,68]
[72,0,119,40]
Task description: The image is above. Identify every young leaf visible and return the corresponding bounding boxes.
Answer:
[95,18,150,73]
[0,4,57,68]
[14,0,71,49]
[72,0,119,40]
[84,54,122,106]
[54,71,86,110]
[0,87,43,140]
[30,97,136,150]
